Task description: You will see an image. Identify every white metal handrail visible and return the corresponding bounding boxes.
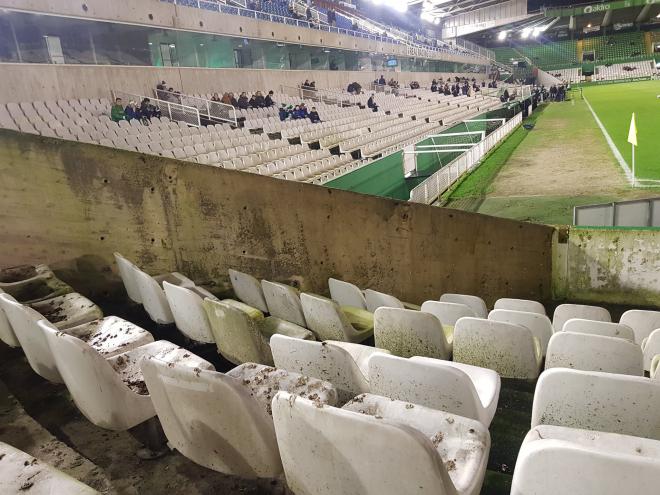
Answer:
[155,89,237,126]
[279,85,357,107]
[409,112,523,204]
[113,90,201,127]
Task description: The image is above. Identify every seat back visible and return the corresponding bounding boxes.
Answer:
[0,290,20,347]
[421,300,475,326]
[454,317,540,379]
[271,392,453,495]
[0,296,62,382]
[300,293,354,342]
[163,282,214,343]
[488,309,553,356]
[141,357,282,478]
[364,289,404,313]
[369,354,482,422]
[552,304,611,332]
[133,269,174,324]
[271,334,368,403]
[439,293,487,318]
[228,269,268,313]
[41,322,152,430]
[545,332,643,376]
[113,252,142,303]
[202,298,270,365]
[532,368,660,440]
[620,309,660,344]
[562,318,635,341]
[374,307,450,360]
[260,280,306,327]
[494,298,545,315]
[328,278,366,309]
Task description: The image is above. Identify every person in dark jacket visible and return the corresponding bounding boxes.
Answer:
[124,100,139,121]
[367,94,378,112]
[279,103,289,121]
[237,92,249,110]
[378,74,386,85]
[264,90,275,107]
[140,98,154,119]
[308,106,320,123]
[253,91,266,107]
[248,94,258,108]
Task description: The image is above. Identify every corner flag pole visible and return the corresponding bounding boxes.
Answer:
[628,112,637,188]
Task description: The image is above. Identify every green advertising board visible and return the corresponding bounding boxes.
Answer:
[545,0,659,17]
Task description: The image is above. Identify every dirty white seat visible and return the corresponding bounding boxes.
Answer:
[328,278,367,309]
[453,317,542,379]
[374,307,452,359]
[439,294,488,318]
[641,328,660,372]
[271,334,389,403]
[203,298,314,366]
[62,316,154,358]
[133,269,194,325]
[545,332,643,376]
[163,282,216,343]
[113,252,144,304]
[142,359,336,479]
[652,354,660,378]
[369,354,500,427]
[0,441,99,494]
[488,309,553,357]
[494,298,545,315]
[228,269,268,313]
[552,304,611,332]
[562,318,635,341]
[0,264,55,291]
[421,300,475,326]
[261,280,306,327]
[620,309,660,344]
[272,391,490,495]
[532,368,660,440]
[511,425,660,495]
[29,293,103,330]
[42,321,211,431]
[364,289,419,312]
[0,289,20,347]
[300,293,373,343]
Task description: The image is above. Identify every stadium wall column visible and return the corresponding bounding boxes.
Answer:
[0,129,554,307]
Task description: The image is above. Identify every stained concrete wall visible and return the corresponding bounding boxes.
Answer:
[0,129,553,305]
[553,228,660,308]
[0,64,484,104]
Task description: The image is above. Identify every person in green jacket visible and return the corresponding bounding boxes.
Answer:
[110,97,125,122]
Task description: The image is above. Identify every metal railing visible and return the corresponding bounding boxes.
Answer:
[409,112,523,204]
[155,89,237,126]
[574,198,660,227]
[279,85,357,107]
[113,90,201,127]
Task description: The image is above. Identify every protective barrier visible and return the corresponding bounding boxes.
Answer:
[279,85,357,107]
[155,90,237,126]
[409,112,522,204]
[113,90,201,127]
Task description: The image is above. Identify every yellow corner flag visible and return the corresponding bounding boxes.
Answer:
[628,112,637,147]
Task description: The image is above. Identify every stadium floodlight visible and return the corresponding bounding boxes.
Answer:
[498,31,508,41]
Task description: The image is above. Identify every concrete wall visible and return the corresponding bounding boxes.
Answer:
[553,227,660,308]
[0,63,486,103]
[0,129,554,305]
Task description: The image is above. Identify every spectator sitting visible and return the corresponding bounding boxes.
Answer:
[299,103,309,118]
[248,94,258,108]
[221,92,232,105]
[230,92,238,107]
[265,90,275,107]
[237,92,249,110]
[111,98,125,122]
[308,106,321,123]
[431,81,438,92]
[302,79,311,89]
[124,100,139,121]
[279,103,289,121]
[378,74,386,85]
[211,93,221,102]
[253,91,266,107]
[291,105,302,119]
[156,81,167,99]
[367,93,378,112]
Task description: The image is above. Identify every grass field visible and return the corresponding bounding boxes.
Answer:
[583,81,660,181]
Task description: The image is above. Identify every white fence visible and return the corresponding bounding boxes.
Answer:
[574,197,660,227]
[155,89,237,126]
[279,85,357,107]
[113,90,201,127]
[409,112,522,204]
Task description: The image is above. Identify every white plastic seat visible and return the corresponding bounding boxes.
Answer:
[545,332,643,376]
[374,307,452,359]
[132,269,194,324]
[552,303,611,332]
[494,298,545,315]
[421,300,475,326]
[364,288,420,312]
[511,425,660,495]
[260,280,306,327]
[300,293,373,343]
[642,328,660,372]
[369,354,500,427]
[439,293,488,318]
[488,309,554,356]
[163,282,217,343]
[531,368,660,440]
[562,318,635,341]
[203,298,313,366]
[271,334,389,403]
[272,391,490,495]
[42,322,211,430]
[29,292,103,330]
[228,269,268,313]
[620,309,660,344]
[453,317,542,379]
[0,442,99,494]
[328,277,367,310]
[0,289,20,347]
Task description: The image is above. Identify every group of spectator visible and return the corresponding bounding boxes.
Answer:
[110,97,161,124]
[155,81,183,103]
[549,85,566,101]
[207,90,276,110]
[278,103,321,123]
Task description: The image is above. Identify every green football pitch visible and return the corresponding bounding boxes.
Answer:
[582,80,660,182]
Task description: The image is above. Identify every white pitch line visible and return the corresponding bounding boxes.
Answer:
[583,95,634,184]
